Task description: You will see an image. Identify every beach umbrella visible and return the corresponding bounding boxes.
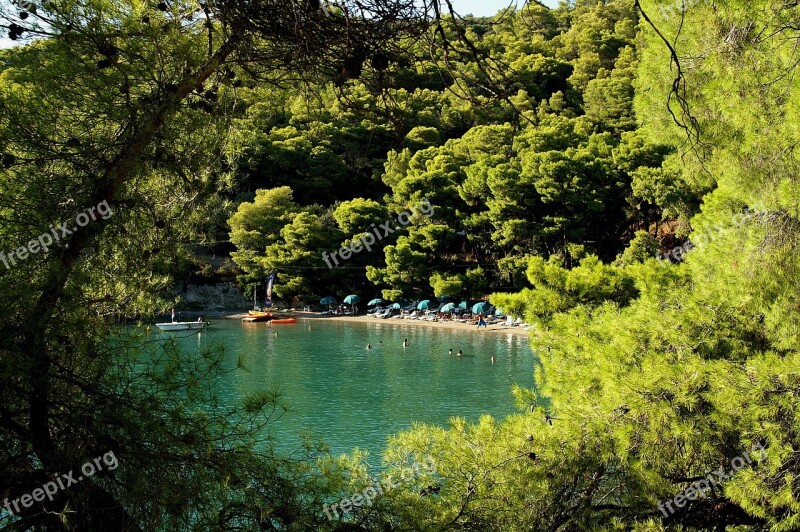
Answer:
[368,298,383,306]
[417,299,433,310]
[441,302,456,312]
[472,301,491,314]
[344,294,360,314]
[459,300,469,309]
[391,303,401,309]
[320,296,337,305]
[437,295,452,302]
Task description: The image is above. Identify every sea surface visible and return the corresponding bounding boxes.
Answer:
[154,318,536,461]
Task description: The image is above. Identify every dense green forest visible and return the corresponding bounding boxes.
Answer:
[1,0,799,529]
[225,0,678,303]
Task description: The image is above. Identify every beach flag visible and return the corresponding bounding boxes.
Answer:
[265,272,277,308]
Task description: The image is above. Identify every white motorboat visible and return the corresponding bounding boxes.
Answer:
[155,321,208,332]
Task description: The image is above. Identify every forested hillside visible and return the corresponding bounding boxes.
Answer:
[225,0,687,302]
[1,0,799,529]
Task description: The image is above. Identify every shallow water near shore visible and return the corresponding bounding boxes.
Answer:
[162,318,536,460]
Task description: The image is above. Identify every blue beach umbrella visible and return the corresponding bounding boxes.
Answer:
[459,300,469,309]
[368,298,383,306]
[391,303,401,309]
[417,300,433,310]
[321,296,337,305]
[472,301,491,314]
[441,302,456,312]
[344,294,360,314]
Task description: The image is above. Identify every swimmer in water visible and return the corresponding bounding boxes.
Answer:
[457,350,462,357]
[448,348,452,355]
[491,355,495,364]
[367,344,373,349]
[403,338,408,347]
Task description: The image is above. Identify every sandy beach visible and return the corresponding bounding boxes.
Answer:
[225,311,531,337]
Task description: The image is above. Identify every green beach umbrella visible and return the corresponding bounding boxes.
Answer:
[472,301,491,314]
[417,300,433,310]
[368,298,383,306]
[391,303,401,309]
[441,302,456,312]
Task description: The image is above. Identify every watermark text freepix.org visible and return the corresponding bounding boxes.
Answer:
[657,205,768,266]
[3,451,118,515]
[0,200,113,271]
[657,441,766,517]
[323,455,437,520]
[322,199,434,269]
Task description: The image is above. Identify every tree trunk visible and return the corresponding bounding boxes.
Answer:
[19,34,239,529]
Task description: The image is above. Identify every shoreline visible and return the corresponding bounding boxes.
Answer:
[222,311,531,337]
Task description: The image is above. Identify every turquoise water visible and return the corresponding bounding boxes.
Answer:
[162,318,536,460]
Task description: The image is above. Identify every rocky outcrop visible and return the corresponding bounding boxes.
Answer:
[179,283,249,311]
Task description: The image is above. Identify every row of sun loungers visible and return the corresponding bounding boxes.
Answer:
[366,309,530,328]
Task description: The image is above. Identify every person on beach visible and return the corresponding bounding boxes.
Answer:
[477,313,487,328]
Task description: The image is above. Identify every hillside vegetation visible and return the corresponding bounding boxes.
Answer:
[1,0,799,529]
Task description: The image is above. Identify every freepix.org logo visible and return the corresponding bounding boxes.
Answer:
[322,199,434,269]
[3,451,119,515]
[0,200,113,271]
[323,455,437,520]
